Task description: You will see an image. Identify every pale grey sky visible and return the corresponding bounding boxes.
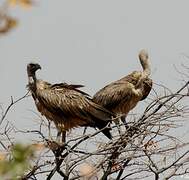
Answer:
[0,1,189,179]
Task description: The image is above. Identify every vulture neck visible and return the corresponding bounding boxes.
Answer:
[135,54,151,89]
[27,72,37,92]
[141,58,151,78]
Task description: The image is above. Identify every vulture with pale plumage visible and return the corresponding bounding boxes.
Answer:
[93,49,153,126]
[27,63,116,143]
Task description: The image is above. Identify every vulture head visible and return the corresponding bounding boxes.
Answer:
[138,49,151,77]
[27,63,41,77]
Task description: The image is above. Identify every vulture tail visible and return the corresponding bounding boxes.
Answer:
[89,117,112,139]
[92,117,112,139]
[101,128,112,139]
[89,102,116,139]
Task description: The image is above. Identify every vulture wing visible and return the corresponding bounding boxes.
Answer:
[36,84,115,138]
[120,71,153,100]
[50,83,89,96]
[93,71,152,110]
[140,78,153,100]
[93,80,135,110]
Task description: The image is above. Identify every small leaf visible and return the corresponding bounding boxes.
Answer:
[19,0,33,9]
[0,16,18,34]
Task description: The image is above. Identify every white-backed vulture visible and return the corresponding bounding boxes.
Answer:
[93,50,152,127]
[27,63,116,143]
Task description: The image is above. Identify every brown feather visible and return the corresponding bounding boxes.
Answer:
[93,53,153,119]
[27,63,114,140]
[50,83,89,96]
[93,72,147,115]
[35,81,114,138]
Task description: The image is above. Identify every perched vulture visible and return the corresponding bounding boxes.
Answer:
[27,63,116,143]
[93,49,152,127]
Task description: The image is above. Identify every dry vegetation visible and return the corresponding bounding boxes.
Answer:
[0,66,189,179]
[0,0,34,34]
[0,1,189,179]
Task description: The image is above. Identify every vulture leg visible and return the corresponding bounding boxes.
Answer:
[115,118,123,135]
[61,131,66,144]
[48,120,52,139]
[83,127,87,135]
[56,130,62,143]
[56,130,66,144]
[115,115,128,135]
[121,115,129,130]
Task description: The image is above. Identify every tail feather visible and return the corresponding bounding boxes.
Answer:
[102,129,112,140]
[87,100,116,139]
[101,127,112,139]
[92,117,112,139]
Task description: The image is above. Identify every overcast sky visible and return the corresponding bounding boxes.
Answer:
[0,1,189,179]
[1,0,189,136]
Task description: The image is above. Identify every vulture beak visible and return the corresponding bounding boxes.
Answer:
[27,63,41,77]
[33,63,41,71]
[36,64,41,70]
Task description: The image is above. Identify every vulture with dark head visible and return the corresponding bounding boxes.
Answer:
[93,50,152,127]
[27,63,115,143]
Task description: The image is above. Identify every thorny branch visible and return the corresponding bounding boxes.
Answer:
[0,91,30,125]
